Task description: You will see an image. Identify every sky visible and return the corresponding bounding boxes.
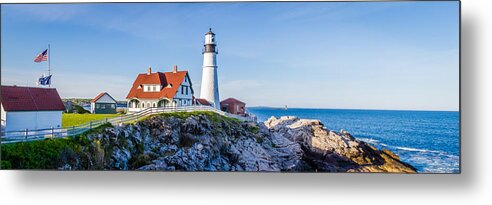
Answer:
[1,2,459,111]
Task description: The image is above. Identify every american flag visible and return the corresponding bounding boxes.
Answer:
[34,49,48,62]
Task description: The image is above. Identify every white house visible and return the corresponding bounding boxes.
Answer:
[90,92,118,114]
[126,65,194,113]
[1,85,65,132]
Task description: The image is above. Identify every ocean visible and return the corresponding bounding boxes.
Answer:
[247,107,460,173]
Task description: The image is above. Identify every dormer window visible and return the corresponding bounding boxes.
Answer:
[143,84,161,92]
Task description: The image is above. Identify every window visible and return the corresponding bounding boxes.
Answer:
[153,103,156,107]
[111,104,115,109]
[147,103,150,108]
[181,86,184,94]
[96,104,100,109]
[101,104,106,109]
[142,103,145,108]
[185,87,188,95]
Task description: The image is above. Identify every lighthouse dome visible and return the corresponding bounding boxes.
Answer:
[205,28,215,35]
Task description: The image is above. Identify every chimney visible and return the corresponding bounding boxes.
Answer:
[147,66,152,75]
[173,65,178,73]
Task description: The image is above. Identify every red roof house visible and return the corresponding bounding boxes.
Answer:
[220,98,246,115]
[126,65,194,112]
[1,85,65,131]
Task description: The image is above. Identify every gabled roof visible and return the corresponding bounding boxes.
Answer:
[0,85,65,111]
[90,92,117,103]
[220,98,245,105]
[126,70,190,100]
[196,98,211,106]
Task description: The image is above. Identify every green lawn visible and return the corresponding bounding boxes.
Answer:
[62,113,122,127]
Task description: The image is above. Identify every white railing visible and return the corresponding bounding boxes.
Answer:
[0,105,255,144]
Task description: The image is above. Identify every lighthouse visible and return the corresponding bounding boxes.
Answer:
[200,28,220,109]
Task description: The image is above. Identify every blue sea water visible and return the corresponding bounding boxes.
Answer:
[247,107,460,173]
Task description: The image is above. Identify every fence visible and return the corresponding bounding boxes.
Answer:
[0,106,255,144]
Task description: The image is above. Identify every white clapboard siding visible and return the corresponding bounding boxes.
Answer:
[3,110,62,132]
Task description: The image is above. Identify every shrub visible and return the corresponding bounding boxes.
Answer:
[129,154,153,169]
[253,135,263,143]
[1,160,12,169]
[0,139,77,169]
[0,123,113,170]
[74,105,90,114]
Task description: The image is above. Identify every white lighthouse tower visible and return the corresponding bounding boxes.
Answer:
[200,28,220,109]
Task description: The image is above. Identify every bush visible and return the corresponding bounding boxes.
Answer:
[1,160,12,169]
[0,139,77,169]
[0,123,113,170]
[129,154,153,169]
[74,105,90,114]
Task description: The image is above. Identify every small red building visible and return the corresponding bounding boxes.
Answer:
[220,98,246,115]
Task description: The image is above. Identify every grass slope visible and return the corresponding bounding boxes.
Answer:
[1,123,113,169]
[1,111,237,170]
[62,113,122,127]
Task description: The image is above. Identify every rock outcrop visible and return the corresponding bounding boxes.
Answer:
[60,112,416,173]
[264,116,416,173]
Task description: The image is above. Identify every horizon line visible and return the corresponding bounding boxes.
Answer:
[248,106,459,112]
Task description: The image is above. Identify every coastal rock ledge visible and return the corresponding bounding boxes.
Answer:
[60,113,417,173]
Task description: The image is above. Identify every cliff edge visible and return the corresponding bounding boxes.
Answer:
[50,112,415,172]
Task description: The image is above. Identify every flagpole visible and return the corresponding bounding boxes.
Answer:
[48,44,51,88]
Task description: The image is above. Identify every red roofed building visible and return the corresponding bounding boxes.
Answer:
[220,98,246,115]
[126,65,194,112]
[195,98,212,106]
[1,85,65,131]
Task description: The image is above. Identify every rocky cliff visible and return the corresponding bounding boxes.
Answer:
[59,112,416,173]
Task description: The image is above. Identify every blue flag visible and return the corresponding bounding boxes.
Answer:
[38,75,52,85]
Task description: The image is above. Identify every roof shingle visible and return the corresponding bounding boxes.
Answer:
[126,70,189,100]
[1,86,65,111]
[220,98,245,105]
[90,92,117,103]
